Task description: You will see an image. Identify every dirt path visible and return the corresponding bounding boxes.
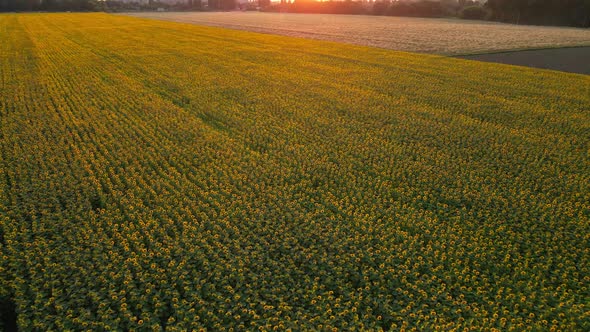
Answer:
[457,47,590,75]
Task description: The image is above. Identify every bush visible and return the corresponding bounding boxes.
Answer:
[290,1,367,15]
[460,5,488,20]
[372,1,390,15]
[388,0,444,18]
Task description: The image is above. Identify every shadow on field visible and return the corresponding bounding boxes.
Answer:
[0,297,18,332]
[457,47,590,75]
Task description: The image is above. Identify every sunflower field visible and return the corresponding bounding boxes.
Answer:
[0,13,589,331]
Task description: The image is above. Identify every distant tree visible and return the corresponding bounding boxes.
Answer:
[486,0,590,26]
[189,0,202,9]
[461,5,488,19]
[583,0,590,27]
[388,0,444,18]
[208,0,234,10]
[372,0,390,15]
[40,0,57,10]
[0,0,44,11]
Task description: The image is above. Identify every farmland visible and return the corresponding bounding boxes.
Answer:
[127,12,590,55]
[459,47,590,75]
[1,13,590,331]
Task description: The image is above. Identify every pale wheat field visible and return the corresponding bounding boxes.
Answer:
[126,12,590,55]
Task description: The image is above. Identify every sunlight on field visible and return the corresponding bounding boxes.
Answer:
[126,11,590,54]
[1,13,589,331]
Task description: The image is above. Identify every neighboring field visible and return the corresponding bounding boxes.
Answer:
[459,47,590,75]
[126,12,590,55]
[1,13,590,331]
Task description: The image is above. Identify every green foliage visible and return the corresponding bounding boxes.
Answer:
[461,5,489,20]
[486,0,590,27]
[0,0,97,11]
[208,0,236,10]
[372,1,390,16]
[1,13,589,331]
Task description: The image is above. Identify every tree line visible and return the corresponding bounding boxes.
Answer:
[271,0,590,27]
[0,0,95,11]
[0,0,589,28]
[487,0,590,27]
